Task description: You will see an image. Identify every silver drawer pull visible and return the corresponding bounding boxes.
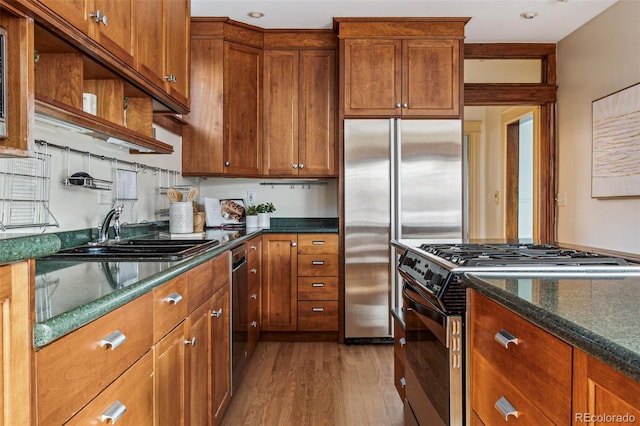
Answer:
[312,282,325,287]
[495,396,519,420]
[312,260,325,265]
[251,268,258,274]
[251,245,257,250]
[251,293,258,299]
[251,321,258,328]
[211,308,223,318]
[100,400,126,423]
[184,337,196,346]
[166,292,183,305]
[100,330,126,350]
[495,329,519,349]
[312,240,325,245]
[400,377,406,388]
[399,337,406,346]
[312,307,325,312]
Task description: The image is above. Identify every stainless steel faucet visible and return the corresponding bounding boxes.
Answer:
[99,205,124,243]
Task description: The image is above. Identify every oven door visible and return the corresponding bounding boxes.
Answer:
[402,282,464,426]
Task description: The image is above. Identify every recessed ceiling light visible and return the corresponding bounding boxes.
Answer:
[520,11,538,20]
[247,11,264,19]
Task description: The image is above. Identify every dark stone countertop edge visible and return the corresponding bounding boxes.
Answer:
[33,225,338,348]
[463,273,640,383]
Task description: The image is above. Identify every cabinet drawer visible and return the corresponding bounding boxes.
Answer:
[187,260,213,313]
[297,301,338,331]
[66,351,154,425]
[471,292,572,425]
[472,350,554,425]
[212,251,230,293]
[36,293,153,425]
[247,237,262,269]
[297,254,338,276]
[153,274,188,342]
[297,276,338,300]
[297,234,338,255]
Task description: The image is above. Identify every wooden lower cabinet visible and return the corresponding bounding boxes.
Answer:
[66,352,154,425]
[211,284,231,424]
[262,234,298,331]
[186,302,212,426]
[247,236,262,358]
[573,349,640,425]
[154,324,186,426]
[470,291,572,425]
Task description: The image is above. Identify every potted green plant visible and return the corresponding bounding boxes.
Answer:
[245,204,258,228]
[256,202,276,228]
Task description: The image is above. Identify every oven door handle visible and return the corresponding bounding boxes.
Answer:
[402,283,447,328]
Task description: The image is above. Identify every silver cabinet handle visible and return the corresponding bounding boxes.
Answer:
[251,321,258,328]
[312,260,325,265]
[291,242,297,247]
[399,337,406,346]
[166,292,183,305]
[250,268,258,274]
[292,163,298,169]
[312,240,325,245]
[400,377,406,388]
[164,74,177,83]
[184,337,196,346]
[298,164,304,169]
[251,293,258,299]
[495,396,519,420]
[225,161,230,166]
[100,400,126,424]
[89,10,108,25]
[312,282,324,287]
[494,329,519,349]
[312,307,324,312]
[395,102,402,108]
[211,308,223,318]
[402,103,408,108]
[100,330,126,350]
[250,245,257,250]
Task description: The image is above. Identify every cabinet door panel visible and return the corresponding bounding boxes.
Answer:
[185,303,210,426]
[134,0,165,88]
[38,0,89,34]
[298,49,336,176]
[262,234,298,331]
[94,0,134,65]
[211,285,231,423]
[263,50,299,176]
[403,39,459,116]
[154,325,186,426]
[224,42,262,176]
[343,39,401,116]
[165,0,190,105]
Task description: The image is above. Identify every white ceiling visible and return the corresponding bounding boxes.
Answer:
[191,0,618,43]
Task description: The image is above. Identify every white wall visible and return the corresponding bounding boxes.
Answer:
[3,120,338,235]
[556,0,640,253]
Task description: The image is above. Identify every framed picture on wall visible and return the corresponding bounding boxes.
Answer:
[591,82,640,198]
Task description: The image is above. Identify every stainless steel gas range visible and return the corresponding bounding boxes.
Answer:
[391,240,640,426]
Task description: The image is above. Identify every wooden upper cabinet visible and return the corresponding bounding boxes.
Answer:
[38,0,134,65]
[343,39,401,116]
[263,47,336,177]
[134,0,190,107]
[164,0,190,106]
[336,18,467,118]
[224,41,262,176]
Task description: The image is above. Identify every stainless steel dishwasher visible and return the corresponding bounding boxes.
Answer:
[231,244,248,395]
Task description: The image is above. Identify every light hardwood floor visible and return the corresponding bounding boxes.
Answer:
[221,341,404,426]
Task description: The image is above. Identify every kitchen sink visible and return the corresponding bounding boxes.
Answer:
[43,239,220,261]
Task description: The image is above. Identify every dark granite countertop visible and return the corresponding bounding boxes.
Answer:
[0,218,337,348]
[463,272,640,382]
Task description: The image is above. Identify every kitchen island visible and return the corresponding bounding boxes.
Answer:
[465,272,640,424]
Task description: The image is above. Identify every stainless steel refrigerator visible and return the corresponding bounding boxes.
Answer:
[344,119,462,340]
